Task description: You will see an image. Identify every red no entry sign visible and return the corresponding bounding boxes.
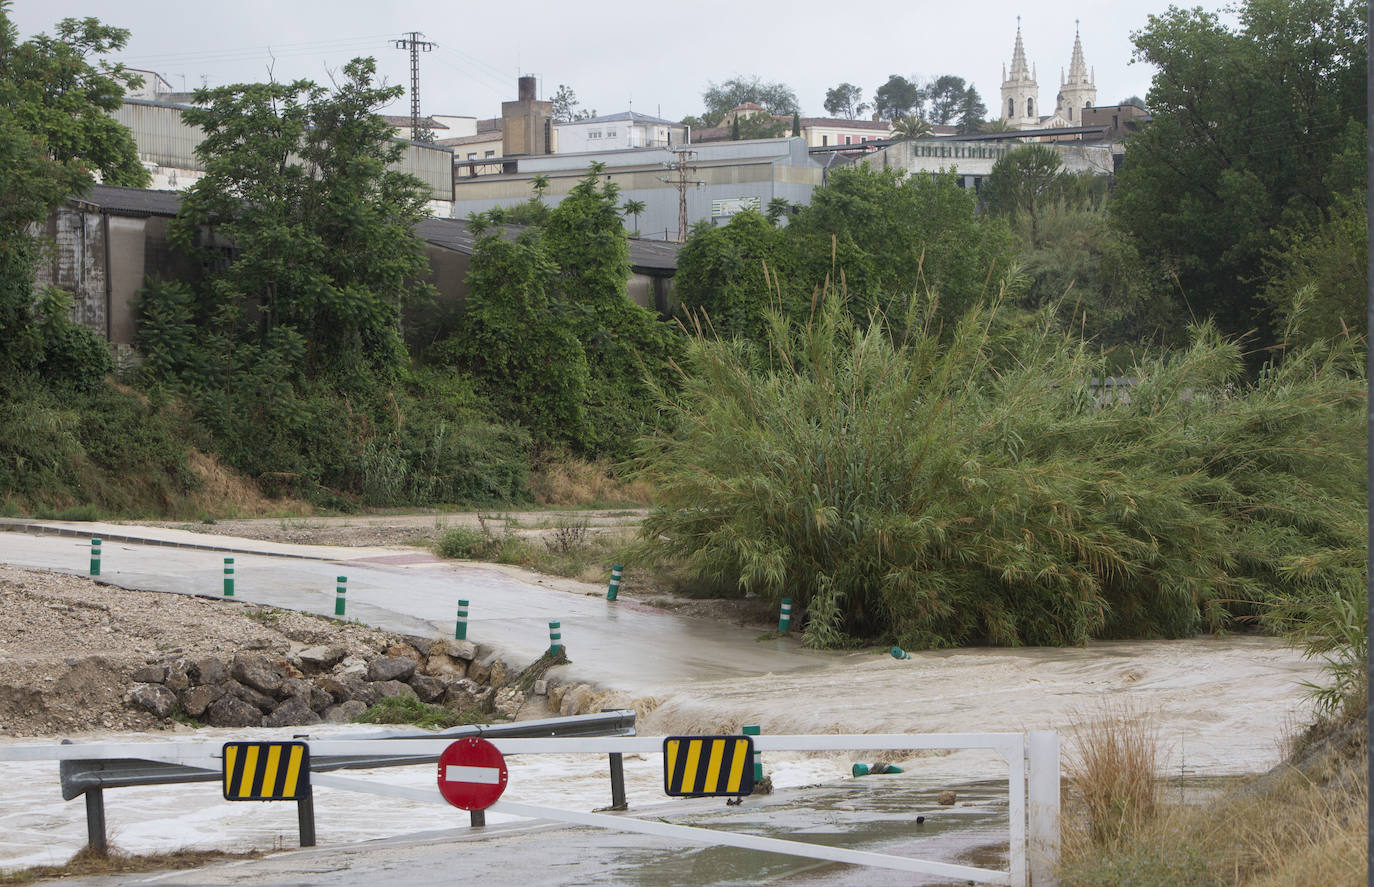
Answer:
[436,736,508,811]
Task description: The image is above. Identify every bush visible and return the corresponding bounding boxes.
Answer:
[1065,703,1161,849]
[435,526,492,560]
[636,286,1365,649]
[353,696,490,729]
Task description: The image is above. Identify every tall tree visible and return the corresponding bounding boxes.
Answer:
[982,144,1068,245]
[701,76,799,126]
[168,58,436,382]
[823,82,868,119]
[0,1,144,385]
[955,85,987,134]
[924,74,970,124]
[1111,0,1366,345]
[550,83,593,123]
[872,74,921,120]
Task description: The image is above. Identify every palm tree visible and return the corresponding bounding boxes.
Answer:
[530,173,551,202]
[892,114,934,140]
[622,199,646,235]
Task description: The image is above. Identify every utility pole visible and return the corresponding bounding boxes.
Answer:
[394,32,436,142]
[659,148,704,242]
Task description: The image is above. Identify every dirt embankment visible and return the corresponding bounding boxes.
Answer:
[0,565,403,737]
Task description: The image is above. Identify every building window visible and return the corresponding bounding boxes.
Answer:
[822,135,828,146]
[1027,98,1034,117]
[588,130,602,139]
[484,150,495,158]
[467,152,476,159]
[1009,98,1015,117]
[844,135,852,145]
[606,129,616,138]
[1068,107,1073,121]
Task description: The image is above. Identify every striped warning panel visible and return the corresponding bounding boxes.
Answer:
[222,741,310,801]
[662,735,755,797]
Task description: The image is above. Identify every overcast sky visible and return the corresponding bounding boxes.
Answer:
[12,0,1229,124]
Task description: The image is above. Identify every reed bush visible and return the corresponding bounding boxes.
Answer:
[636,286,1365,649]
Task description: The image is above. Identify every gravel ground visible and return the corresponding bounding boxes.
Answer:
[0,565,401,738]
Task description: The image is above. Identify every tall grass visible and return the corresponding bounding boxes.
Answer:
[1064,702,1161,849]
[636,286,1365,649]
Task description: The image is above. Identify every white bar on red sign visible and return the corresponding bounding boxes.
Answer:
[444,765,502,784]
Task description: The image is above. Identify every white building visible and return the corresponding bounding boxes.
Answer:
[555,111,687,153]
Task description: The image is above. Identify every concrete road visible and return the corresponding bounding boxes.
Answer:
[0,521,830,693]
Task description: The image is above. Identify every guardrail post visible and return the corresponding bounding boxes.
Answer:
[89,538,102,577]
[607,752,627,810]
[548,621,562,656]
[455,599,469,640]
[334,576,347,616]
[777,598,792,633]
[297,787,317,847]
[223,557,235,597]
[743,724,763,783]
[83,788,108,854]
[1027,731,1060,886]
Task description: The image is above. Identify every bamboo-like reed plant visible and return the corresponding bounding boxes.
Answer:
[636,282,1365,649]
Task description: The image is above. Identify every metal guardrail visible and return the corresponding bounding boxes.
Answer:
[56,709,637,852]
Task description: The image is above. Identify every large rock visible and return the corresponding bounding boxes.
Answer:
[385,642,424,662]
[323,700,369,723]
[443,679,484,709]
[180,684,224,718]
[408,674,446,703]
[221,679,275,713]
[440,639,477,661]
[372,680,417,701]
[264,696,321,728]
[230,654,283,696]
[493,688,525,718]
[467,661,491,685]
[366,656,417,683]
[318,676,376,705]
[298,645,346,671]
[423,653,464,678]
[131,665,167,684]
[164,665,191,693]
[336,656,368,679]
[130,683,177,718]
[205,695,262,728]
[558,684,595,717]
[488,660,509,687]
[188,657,228,686]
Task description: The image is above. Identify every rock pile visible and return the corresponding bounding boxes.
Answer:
[124,637,506,727]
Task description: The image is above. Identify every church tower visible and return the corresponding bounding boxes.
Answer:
[1000,20,1041,130]
[1055,23,1097,124]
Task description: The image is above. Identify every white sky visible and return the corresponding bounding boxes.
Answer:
[10,0,1229,123]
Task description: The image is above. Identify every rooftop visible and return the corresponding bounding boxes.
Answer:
[559,110,678,126]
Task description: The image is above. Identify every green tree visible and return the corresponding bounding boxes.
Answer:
[701,76,799,126]
[982,144,1069,245]
[872,74,920,120]
[924,74,970,124]
[169,58,436,384]
[550,84,593,123]
[1111,0,1366,346]
[622,198,646,234]
[0,1,143,386]
[823,82,868,119]
[673,211,791,342]
[785,164,1017,327]
[735,113,786,140]
[955,86,987,134]
[1260,191,1368,348]
[892,114,933,140]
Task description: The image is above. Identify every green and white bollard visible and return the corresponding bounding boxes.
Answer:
[778,598,792,633]
[223,557,235,597]
[852,762,904,777]
[606,564,623,601]
[890,646,911,660]
[455,599,469,640]
[743,724,763,783]
[89,538,101,576]
[548,620,562,656]
[334,576,347,616]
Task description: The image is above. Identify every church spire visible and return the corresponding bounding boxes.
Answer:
[1008,17,1031,80]
[1067,20,1091,86]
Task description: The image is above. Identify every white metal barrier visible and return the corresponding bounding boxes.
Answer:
[2,731,1060,886]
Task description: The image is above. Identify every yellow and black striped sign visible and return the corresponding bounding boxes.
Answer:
[663,735,754,797]
[222,741,310,801]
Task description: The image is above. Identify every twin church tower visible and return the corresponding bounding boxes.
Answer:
[1000,19,1096,130]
